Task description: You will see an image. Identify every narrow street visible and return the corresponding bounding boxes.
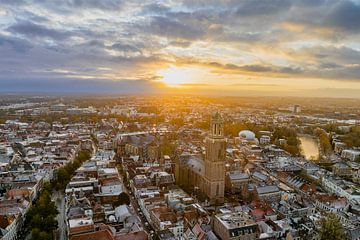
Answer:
[52,148,94,240]
[52,190,66,240]
[117,163,156,239]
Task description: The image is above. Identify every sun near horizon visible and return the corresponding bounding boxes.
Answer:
[1,0,360,98]
[157,65,209,87]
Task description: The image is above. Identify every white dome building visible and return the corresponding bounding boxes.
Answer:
[239,130,256,140]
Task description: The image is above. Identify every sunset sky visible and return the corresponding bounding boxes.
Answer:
[1,0,360,97]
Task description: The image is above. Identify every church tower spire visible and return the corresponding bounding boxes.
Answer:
[211,112,224,138]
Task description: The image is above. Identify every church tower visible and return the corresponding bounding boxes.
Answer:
[203,112,226,204]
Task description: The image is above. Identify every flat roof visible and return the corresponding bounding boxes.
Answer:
[68,218,94,228]
[216,212,257,230]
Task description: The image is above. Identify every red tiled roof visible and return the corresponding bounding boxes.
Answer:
[70,229,114,240]
[101,177,121,186]
[6,189,30,199]
[115,230,148,240]
[251,208,265,217]
[0,215,15,229]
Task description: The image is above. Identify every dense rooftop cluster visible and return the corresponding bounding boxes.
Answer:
[0,95,359,240]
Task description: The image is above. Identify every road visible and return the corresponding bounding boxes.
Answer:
[117,164,156,239]
[52,190,67,240]
[52,147,96,240]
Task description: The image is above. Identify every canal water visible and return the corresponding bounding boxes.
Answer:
[299,135,320,161]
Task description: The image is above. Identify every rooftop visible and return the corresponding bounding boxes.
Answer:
[68,217,94,228]
[256,185,280,195]
[215,212,257,230]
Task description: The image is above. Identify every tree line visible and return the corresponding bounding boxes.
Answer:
[24,182,58,240]
[272,127,301,155]
[314,128,333,157]
[22,150,91,240]
[53,150,91,191]
[341,126,360,148]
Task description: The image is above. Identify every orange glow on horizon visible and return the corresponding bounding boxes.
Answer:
[157,65,208,87]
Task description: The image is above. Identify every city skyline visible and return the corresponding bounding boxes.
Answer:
[1,2,360,237]
[1,0,360,98]
[1,95,359,240]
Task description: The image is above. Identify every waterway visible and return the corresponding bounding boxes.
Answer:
[299,135,320,161]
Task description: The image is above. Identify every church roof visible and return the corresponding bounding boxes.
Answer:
[187,157,205,176]
[256,185,280,195]
[180,154,205,176]
[228,172,249,181]
[122,134,155,147]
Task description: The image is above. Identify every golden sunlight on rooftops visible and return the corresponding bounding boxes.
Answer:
[157,65,208,87]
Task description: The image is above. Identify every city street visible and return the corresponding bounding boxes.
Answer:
[117,164,156,239]
[52,190,66,240]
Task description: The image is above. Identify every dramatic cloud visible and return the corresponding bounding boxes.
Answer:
[0,34,33,52]
[326,0,360,31]
[143,16,205,40]
[8,21,72,40]
[0,0,360,97]
[235,0,293,16]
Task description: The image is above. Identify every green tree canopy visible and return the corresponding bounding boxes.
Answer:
[25,150,91,240]
[314,128,333,156]
[25,184,58,240]
[115,192,131,206]
[341,126,360,148]
[319,213,346,240]
[31,228,52,240]
[272,127,300,155]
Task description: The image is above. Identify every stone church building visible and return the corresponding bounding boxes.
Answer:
[175,112,226,204]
